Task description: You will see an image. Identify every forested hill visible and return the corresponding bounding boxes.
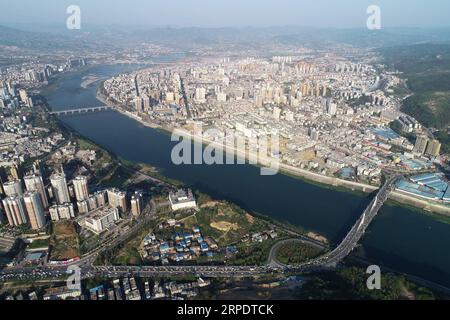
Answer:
[379,44,450,153]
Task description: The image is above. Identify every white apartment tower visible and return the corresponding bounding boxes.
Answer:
[73,176,89,201]
[50,172,70,205]
[3,180,24,197]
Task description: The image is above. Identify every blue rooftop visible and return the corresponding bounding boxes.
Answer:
[444,187,450,201]
[89,285,104,293]
[410,173,438,182]
[371,128,400,140]
[24,252,44,262]
[396,180,445,200]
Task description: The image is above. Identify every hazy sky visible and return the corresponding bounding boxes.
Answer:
[0,0,449,29]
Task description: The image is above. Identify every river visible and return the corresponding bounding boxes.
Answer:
[43,63,450,288]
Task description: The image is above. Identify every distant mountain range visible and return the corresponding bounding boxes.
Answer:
[1,24,450,52]
[0,24,93,52]
[273,27,450,48]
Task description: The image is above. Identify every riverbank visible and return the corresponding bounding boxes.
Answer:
[97,87,374,193]
[37,62,450,293]
[97,84,450,217]
[51,110,331,250]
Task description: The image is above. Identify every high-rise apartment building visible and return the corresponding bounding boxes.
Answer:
[326,99,337,116]
[2,196,27,227]
[273,106,281,120]
[134,96,143,113]
[19,89,29,105]
[425,139,442,157]
[73,176,89,201]
[50,172,70,205]
[3,180,23,197]
[195,87,206,103]
[107,188,128,213]
[414,135,429,154]
[24,174,49,208]
[23,191,46,230]
[130,192,143,217]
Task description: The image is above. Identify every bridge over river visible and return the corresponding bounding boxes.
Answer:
[114,175,400,276]
[288,174,400,272]
[0,165,401,281]
[50,106,112,116]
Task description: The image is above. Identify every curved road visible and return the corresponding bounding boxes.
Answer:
[0,176,399,281]
[267,238,327,268]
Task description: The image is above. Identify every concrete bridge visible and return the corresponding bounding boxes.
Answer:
[71,175,401,277]
[289,174,401,272]
[50,106,112,116]
[0,176,401,281]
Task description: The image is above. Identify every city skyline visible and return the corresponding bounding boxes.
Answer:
[1,0,450,304]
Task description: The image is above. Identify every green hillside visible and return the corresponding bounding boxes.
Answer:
[380,44,450,153]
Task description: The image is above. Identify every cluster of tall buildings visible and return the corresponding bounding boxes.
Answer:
[1,174,47,230]
[414,135,442,157]
[0,157,143,230]
[300,82,328,98]
[134,95,151,113]
[67,58,87,69]
[1,165,143,231]
[0,82,34,109]
[76,190,107,215]
[253,82,328,110]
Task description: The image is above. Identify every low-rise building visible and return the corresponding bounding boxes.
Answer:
[49,203,75,221]
[84,207,120,234]
[169,189,197,211]
[43,286,81,300]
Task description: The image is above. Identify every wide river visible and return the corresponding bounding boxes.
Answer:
[44,63,450,288]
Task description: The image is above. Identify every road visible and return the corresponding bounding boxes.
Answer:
[180,78,192,119]
[267,238,328,268]
[0,176,400,281]
[288,174,400,272]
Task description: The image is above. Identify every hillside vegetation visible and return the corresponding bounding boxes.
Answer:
[380,44,450,153]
